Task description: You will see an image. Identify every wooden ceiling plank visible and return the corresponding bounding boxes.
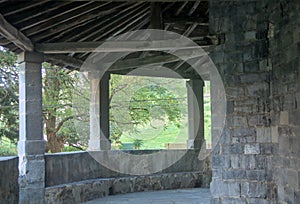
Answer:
[22,2,106,37]
[32,2,128,43]
[56,2,142,43]
[13,1,74,26]
[175,2,188,16]
[107,9,150,39]
[3,0,51,17]
[0,13,33,51]
[80,3,148,42]
[78,13,151,62]
[172,23,197,70]
[75,3,148,59]
[77,7,149,59]
[188,0,201,16]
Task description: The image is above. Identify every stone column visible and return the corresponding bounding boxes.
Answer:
[18,52,45,204]
[88,72,111,150]
[186,79,205,149]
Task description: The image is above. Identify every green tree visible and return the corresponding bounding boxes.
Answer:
[42,63,86,153]
[0,49,18,143]
[109,75,186,145]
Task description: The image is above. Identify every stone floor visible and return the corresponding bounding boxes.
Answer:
[83,188,211,204]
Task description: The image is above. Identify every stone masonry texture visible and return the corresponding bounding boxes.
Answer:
[209,0,300,203]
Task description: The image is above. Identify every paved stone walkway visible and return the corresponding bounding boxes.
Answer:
[83,188,210,204]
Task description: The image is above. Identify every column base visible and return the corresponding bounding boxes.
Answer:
[19,187,45,204]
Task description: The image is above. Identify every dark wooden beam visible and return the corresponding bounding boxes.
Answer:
[45,49,207,71]
[44,54,83,70]
[188,0,201,16]
[35,40,214,54]
[0,13,33,51]
[51,2,143,42]
[88,4,149,41]
[2,1,50,17]
[175,2,188,16]
[22,2,103,36]
[110,67,201,79]
[150,2,163,29]
[76,3,149,59]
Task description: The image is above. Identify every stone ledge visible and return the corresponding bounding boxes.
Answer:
[45,171,210,204]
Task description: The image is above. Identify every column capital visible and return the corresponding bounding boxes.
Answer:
[18,51,44,64]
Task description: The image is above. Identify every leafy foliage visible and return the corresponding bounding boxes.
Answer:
[109,75,187,145]
[0,50,18,143]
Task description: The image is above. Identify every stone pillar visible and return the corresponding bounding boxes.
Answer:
[88,72,111,150]
[186,79,205,149]
[17,52,45,204]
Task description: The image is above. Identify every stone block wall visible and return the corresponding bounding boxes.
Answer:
[209,0,300,203]
[0,157,18,204]
[268,1,300,203]
[209,1,277,203]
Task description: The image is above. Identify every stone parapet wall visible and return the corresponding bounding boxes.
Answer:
[0,156,18,204]
[45,171,209,204]
[0,150,211,203]
[45,150,211,187]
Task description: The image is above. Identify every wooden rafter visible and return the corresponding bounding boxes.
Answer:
[21,2,104,37]
[13,1,74,27]
[188,0,201,16]
[51,2,143,43]
[84,3,148,42]
[175,2,188,16]
[0,13,33,51]
[76,3,149,59]
[3,0,50,17]
[31,2,127,42]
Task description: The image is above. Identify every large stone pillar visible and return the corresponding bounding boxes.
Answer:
[88,72,111,150]
[18,52,45,204]
[186,79,205,149]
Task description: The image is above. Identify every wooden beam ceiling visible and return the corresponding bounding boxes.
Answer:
[0,13,33,51]
[45,48,207,70]
[35,40,214,54]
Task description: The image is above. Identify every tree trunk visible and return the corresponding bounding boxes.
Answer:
[45,131,64,153]
[45,114,64,153]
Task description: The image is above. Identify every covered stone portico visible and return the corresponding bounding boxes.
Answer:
[0,1,300,204]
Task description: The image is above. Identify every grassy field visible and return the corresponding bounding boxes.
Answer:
[0,137,17,156]
[118,96,211,150]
